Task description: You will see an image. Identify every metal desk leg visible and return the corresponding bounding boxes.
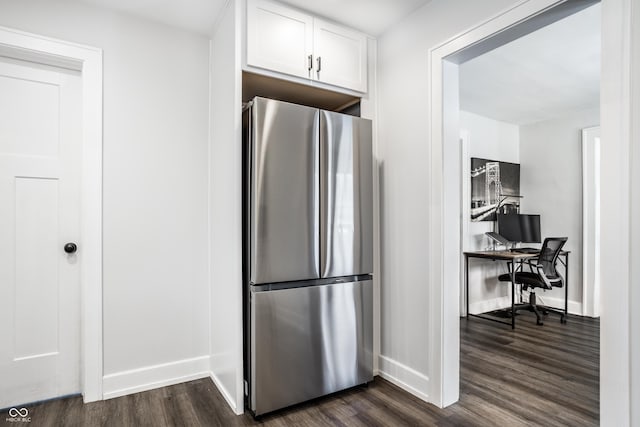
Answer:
[510,259,515,329]
[564,252,569,323]
[465,255,469,318]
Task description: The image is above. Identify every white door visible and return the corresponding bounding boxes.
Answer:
[0,57,82,408]
[313,18,367,92]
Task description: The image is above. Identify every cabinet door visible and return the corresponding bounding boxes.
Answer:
[247,0,313,79]
[313,19,368,93]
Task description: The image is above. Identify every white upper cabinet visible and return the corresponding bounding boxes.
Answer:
[313,19,367,93]
[246,0,368,93]
[247,0,313,80]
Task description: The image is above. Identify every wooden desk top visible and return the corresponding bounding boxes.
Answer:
[463,250,539,260]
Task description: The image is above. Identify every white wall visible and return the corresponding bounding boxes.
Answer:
[209,0,244,414]
[460,111,519,314]
[519,107,599,312]
[0,0,211,397]
[359,38,380,373]
[376,0,520,400]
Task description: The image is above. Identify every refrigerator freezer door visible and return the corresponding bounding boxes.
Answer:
[320,111,373,278]
[250,98,320,284]
[250,279,373,415]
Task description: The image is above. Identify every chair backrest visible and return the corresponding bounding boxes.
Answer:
[538,237,568,279]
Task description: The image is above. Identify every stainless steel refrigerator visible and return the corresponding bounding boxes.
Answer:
[242,97,373,416]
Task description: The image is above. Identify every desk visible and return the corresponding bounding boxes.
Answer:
[463,250,569,329]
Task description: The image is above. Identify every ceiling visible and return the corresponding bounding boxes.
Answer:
[459,3,601,126]
[278,0,430,35]
[74,0,431,36]
[76,0,227,36]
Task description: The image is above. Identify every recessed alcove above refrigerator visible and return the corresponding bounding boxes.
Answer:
[242,71,361,116]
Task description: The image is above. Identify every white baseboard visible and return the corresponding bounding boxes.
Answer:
[377,355,429,402]
[537,296,582,315]
[209,353,244,415]
[468,296,510,315]
[102,355,210,400]
[209,373,240,414]
[469,295,582,316]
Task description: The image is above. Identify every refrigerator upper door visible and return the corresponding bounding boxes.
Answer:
[320,111,373,278]
[250,98,320,284]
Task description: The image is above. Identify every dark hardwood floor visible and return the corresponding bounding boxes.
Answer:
[1,312,599,426]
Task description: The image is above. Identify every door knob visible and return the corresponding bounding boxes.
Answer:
[64,243,78,254]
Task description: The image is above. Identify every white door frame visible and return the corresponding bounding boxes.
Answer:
[0,26,103,402]
[428,0,574,407]
[428,1,635,425]
[581,126,600,318]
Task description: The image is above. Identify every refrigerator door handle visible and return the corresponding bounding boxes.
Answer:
[313,113,321,272]
[319,112,332,276]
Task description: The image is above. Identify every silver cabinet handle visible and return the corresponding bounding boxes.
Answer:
[316,56,322,75]
[307,54,313,77]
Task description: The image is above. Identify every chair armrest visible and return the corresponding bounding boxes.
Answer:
[524,258,539,273]
[532,264,554,289]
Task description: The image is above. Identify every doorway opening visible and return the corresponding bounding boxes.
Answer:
[426,0,602,408]
[458,4,601,320]
[455,3,601,423]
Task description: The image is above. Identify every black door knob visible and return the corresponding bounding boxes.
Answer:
[64,243,77,254]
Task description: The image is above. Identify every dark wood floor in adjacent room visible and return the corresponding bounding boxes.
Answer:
[2,312,599,427]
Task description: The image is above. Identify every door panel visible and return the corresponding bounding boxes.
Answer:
[0,73,59,156]
[313,19,368,92]
[250,98,320,284]
[251,279,373,415]
[247,0,313,79]
[320,111,373,278]
[14,178,60,358]
[0,58,81,408]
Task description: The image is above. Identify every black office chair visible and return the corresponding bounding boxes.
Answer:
[498,237,568,325]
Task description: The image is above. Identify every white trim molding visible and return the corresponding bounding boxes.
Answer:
[581,126,601,318]
[377,356,430,402]
[468,296,510,315]
[599,0,636,425]
[103,356,210,400]
[0,26,104,403]
[209,354,240,415]
[468,295,582,317]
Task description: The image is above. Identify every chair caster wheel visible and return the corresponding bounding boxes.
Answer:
[537,320,544,326]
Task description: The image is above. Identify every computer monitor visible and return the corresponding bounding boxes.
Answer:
[497,213,541,243]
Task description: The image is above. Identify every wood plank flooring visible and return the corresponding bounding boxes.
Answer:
[1,312,599,426]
